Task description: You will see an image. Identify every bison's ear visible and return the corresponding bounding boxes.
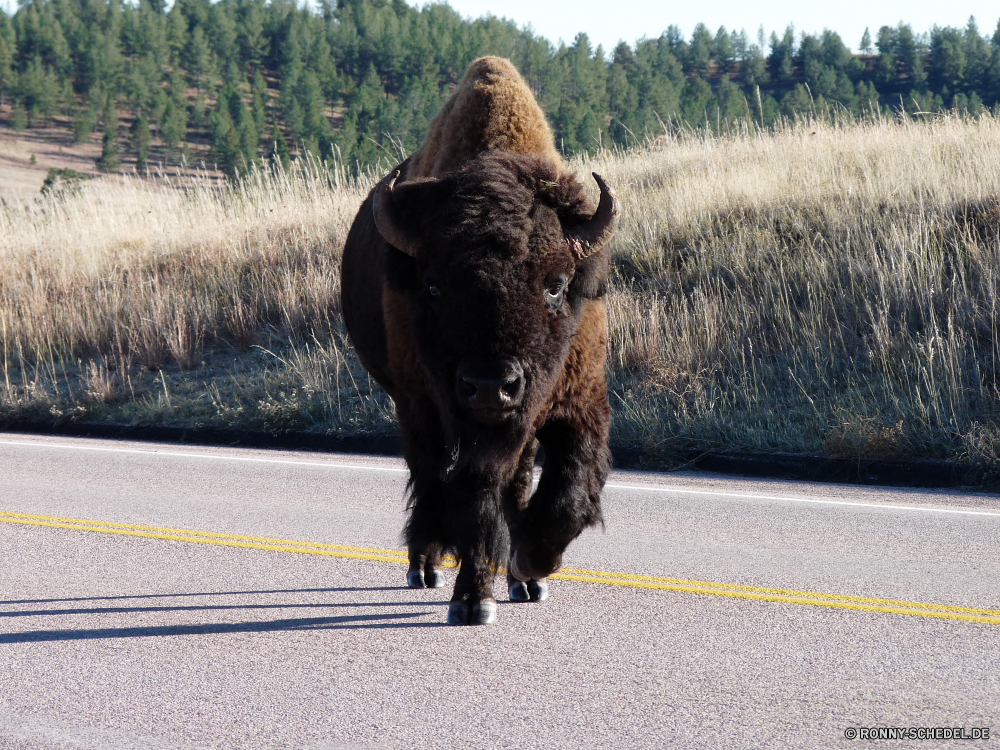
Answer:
[372,171,444,258]
[372,171,422,257]
[569,244,611,301]
[565,173,620,260]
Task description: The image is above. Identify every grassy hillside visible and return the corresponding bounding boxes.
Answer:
[2,113,999,469]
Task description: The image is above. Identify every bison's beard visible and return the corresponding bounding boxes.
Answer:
[445,407,530,477]
[428,361,558,480]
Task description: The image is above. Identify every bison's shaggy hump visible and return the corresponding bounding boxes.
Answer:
[405,56,563,180]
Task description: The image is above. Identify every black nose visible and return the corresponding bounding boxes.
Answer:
[455,358,525,410]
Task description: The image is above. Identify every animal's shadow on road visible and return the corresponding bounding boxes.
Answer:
[0,586,450,643]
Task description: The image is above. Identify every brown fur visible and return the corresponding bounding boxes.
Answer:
[403,57,563,180]
[340,58,613,626]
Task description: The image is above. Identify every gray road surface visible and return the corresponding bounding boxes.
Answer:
[1,432,998,749]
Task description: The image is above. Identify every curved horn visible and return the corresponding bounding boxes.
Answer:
[372,170,421,258]
[566,172,621,259]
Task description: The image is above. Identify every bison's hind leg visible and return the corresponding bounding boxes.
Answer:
[406,542,447,589]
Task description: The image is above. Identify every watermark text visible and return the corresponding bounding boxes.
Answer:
[843,727,990,741]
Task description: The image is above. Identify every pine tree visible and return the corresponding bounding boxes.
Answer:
[769,27,796,84]
[209,100,241,176]
[781,84,814,117]
[129,114,152,170]
[272,121,291,168]
[985,21,1000,105]
[60,78,75,117]
[688,24,713,77]
[160,98,187,151]
[73,104,97,143]
[297,69,328,142]
[875,26,898,89]
[715,75,748,127]
[895,24,926,90]
[664,25,688,60]
[742,44,768,86]
[680,77,714,125]
[236,0,268,71]
[331,111,356,166]
[166,2,188,62]
[714,27,734,74]
[251,71,268,135]
[184,26,216,93]
[19,58,61,123]
[963,17,990,93]
[226,84,259,165]
[280,65,305,142]
[191,91,209,130]
[855,81,880,113]
[11,100,27,130]
[96,128,121,172]
[860,28,873,55]
[732,29,749,63]
[929,27,966,93]
[607,52,636,146]
[0,19,14,109]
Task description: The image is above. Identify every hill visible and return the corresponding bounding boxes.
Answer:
[2,0,1000,194]
[2,114,998,473]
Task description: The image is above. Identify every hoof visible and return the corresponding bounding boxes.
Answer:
[424,569,447,589]
[509,581,530,602]
[528,579,549,602]
[406,570,426,589]
[509,579,549,602]
[447,599,497,626]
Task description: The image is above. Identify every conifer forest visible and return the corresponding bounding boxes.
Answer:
[3,0,1000,175]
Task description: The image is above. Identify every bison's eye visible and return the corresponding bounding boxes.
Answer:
[428,284,441,299]
[544,276,568,311]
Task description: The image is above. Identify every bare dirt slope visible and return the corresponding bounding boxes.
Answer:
[0,122,102,199]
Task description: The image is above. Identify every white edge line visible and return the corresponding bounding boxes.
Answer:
[603,483,1000,517]
[0,439,409,474]
[2,438,998,518]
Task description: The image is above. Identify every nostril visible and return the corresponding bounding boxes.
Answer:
[501,377,523,400]
[458,378,478,401]
[456,358,524,410]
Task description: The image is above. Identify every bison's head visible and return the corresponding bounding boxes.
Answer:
[375,152,619,465]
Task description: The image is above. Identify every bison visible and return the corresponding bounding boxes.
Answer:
[340,56,620,625]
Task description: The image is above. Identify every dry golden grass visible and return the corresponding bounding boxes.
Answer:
[0,157,395,434]
[2,114,999,466]
[589,114,1000,464]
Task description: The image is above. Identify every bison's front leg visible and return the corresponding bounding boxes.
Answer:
[445,473,508,626]
[500,441,549,602]
[509,413,610,584]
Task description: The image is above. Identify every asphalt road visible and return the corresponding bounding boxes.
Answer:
[1,432,998,749]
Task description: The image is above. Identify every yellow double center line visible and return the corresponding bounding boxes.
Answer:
[4,509,1000,626]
